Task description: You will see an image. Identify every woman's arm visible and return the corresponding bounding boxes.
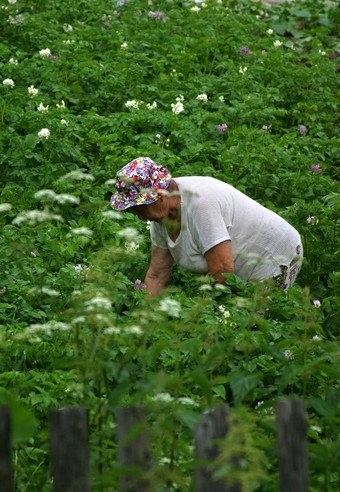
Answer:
[204,240,234,284]
[145,244,174,297]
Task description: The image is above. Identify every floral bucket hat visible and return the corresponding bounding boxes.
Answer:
[110,157,172,211]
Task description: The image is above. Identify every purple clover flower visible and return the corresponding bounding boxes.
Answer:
[217,124,228,132]
[240,47,252,55]
[311,164,322,173]
[131,279,147,291]
[300,125,306,135]
[50,56,59,60]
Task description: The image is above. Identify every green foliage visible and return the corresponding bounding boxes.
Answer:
[0,0,339,490]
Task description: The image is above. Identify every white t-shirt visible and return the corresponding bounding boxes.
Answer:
[150,177,302,281]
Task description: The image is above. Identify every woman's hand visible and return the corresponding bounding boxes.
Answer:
[144,244,174,297]
[204,240,234,284]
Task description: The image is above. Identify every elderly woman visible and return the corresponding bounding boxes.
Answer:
[111,157,303,297]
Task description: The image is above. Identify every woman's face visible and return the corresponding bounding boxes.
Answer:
[127,199,167,223]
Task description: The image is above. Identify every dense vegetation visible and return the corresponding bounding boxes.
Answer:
[0,0,339,490]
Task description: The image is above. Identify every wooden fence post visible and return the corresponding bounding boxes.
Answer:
[48,406,91,492]
[116,406,150,492]
[194,405,240,492]
[276,398,308,492]
[0,406,14,492]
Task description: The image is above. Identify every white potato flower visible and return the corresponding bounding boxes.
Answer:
[9,58,18,65]
[38,128,50,139]
[60,119,69,125]
[171,101,184,114]
[196,93,208,102]
[267,29,273,35]
[56,100,66,110]
[37,102,49,112]
[273,40,283,47]
[146,101,157,110]
[121,42,128,49]
[3,78,14,88]
[28,85,39,96]
[39,48,51,57]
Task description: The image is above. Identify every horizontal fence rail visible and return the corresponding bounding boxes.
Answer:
[0,399,308,492]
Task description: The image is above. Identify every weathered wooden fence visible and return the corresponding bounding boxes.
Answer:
[0,398,308,492]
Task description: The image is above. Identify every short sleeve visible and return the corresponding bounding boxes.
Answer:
[189,202,231,255]
[150,222,169,250]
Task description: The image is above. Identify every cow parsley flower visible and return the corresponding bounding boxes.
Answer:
[125,325,143,335]
[37,102,49,112]
[3,78,14,88]
[196,93,208,102]
[159,298,181,317]
[38,128,50,139]
[117,227,141,241]
[59,170,94,181]
[152,393,174,403]
[39,48,51,57]
[0,203,12,212]
[68,227,93,236]
[273,40,283,47]
[86,296,111,311]
[12,210,63,225]
[178,397,199,406]
[28,85,38,96]
[103,326,121,335]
